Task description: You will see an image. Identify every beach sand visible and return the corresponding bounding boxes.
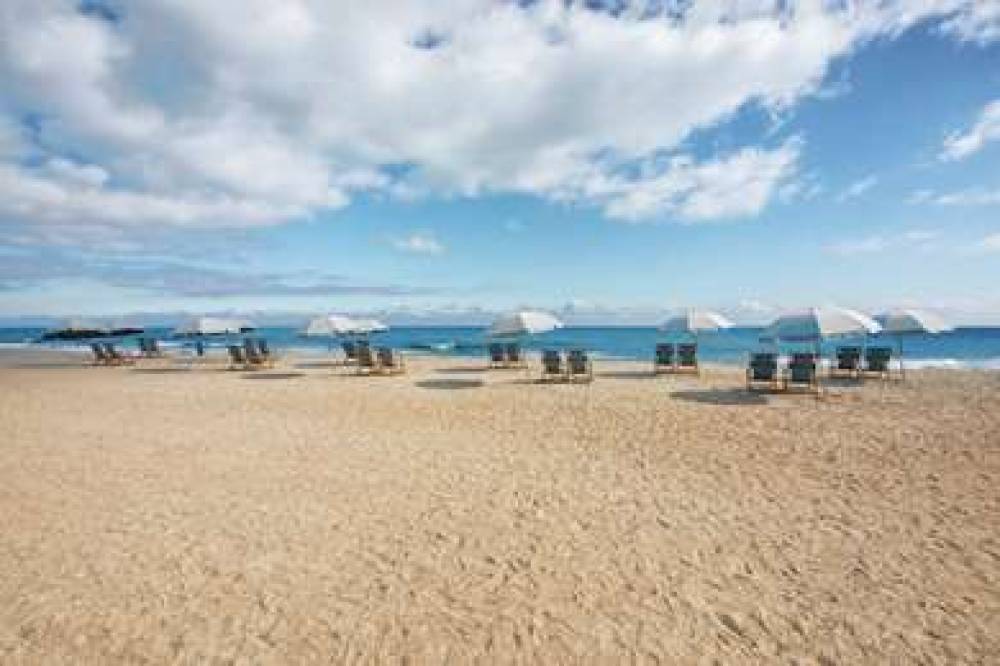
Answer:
[0,349,997,663]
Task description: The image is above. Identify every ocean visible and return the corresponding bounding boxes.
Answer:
[3,326,1000,370]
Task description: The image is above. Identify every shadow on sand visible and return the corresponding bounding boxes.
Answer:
[597,370,658,380]
[293,361,342,369]
[243,372,306,380]
[132,367,194,373]
[416,378,484,390]
[670,388,770,406]
[433,366,490,374]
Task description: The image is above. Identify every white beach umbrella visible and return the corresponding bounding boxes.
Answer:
[487,310,563,338]
[763,306,881,343]
[877,309,952,335]
[660,309,734,335]
[302,314,362,336]
[352,318,388,334]
[876,309,952,379]
[173,316,251,336]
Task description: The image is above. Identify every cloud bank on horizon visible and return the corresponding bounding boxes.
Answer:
[0,0,994,242]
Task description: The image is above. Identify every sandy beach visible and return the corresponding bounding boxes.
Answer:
[0,349,997,663]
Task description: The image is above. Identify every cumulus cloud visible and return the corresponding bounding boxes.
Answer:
[389,232,445,255]
[940,99,1000,161]
[0,0,990,240]
[939,1,1000,44]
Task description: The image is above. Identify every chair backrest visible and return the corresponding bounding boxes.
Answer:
[228,345,245,363]
[103,342,120,358]
[789,353,817,383]
[567,349,588,374]
[258,339,271,357]
[655,343,674,365]
[505,343,522,363]
[195,340,205,356]
[749,352,777,380]
[137,338,148,354]
[149,338,160,353]
[357,343,376,367]
[488,343,504,362]
[342,340,357,359]
[243,338,258,358]
[377,346,395,367]
[836,346,861,369]
[677,343,697,366]
[542,349,563,374]
[91,342,107,360]
[866,346,892,371]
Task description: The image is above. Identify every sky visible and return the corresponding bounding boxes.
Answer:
[0,0,999,325]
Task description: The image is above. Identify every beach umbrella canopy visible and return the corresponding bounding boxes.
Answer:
[173,316,252,336]
[302,314,362,336]
[660,309,734,335]
[352,318,388,334]
[763,306,881,343]
[487,310,563,338]
[877,309,952,335]
[876,309,952,380]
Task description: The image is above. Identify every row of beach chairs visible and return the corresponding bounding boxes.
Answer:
[341,340,406,375]
[90,342,136,366]
[747,346,895,393]
[488,343,528,369]
[654,343,699,374]
[228,339,276,370]
[540,349,593,383]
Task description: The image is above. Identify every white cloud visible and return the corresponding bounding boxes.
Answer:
[939,1,1000,44]
[0,0,990,239]
[912,187,1000,206]
[940,99,1000,161]
[826,229,939,256]
[389,232,445,255]
[836,174,878,202]
[978,233,1000,252]
[595,140,801,221]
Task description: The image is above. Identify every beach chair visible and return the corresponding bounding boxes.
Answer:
[90,342,111,366]
[488,342,505,368]
[138,337,164,359]
[676,343,699,374]
[244,338,275,369]
[746,352,782,392]
[863,346,893,380]
[341,340,358,366]
[830,346,861,378]
[505,343,527,369]
[377,347,406,375]
[566,349,593,383]
[356,342,379,375]
[103,342,135,366]
[540,349,567,382]
[228,345,248,370]
[654,343,674,373]
[785,353,820,393]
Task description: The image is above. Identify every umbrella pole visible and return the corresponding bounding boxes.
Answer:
[898,335,905,382]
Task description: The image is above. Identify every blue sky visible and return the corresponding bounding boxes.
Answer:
[0,1,999,324]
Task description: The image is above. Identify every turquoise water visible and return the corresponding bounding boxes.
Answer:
[3,326,1000,369]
